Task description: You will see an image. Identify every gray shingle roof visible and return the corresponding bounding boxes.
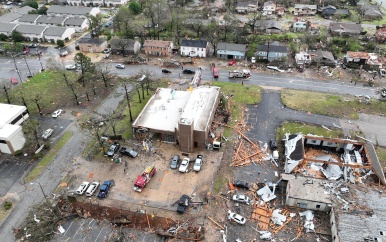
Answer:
[44,27,68,36]
[255,19,282,30]
[180,39,208,48]
[330,22,362,34]
[0,12,22,23]
[78,38,107,45]
[36,16,67,25]
[257,43,287,53]
[47,6,94,16]
[0,23,17,33]
[15,24,47,35]
[18,14,40,23]
[13,6,35,15]
[217,42,246,52]
[110,38,137,50]
[64,17,87,26]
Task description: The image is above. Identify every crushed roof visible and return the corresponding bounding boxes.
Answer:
[180,39,208,48]
[78,38,107,45]
[330,22,362,34]
[286,176,332,204]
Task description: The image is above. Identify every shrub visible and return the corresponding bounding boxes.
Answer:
[4,201,12,210]
[57,39,64,47]
[34,153,43,159]
[14,150,23,156]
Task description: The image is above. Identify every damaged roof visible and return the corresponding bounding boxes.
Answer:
[330,22,362,34]
[286,175,332,204]
[347,51,370,59]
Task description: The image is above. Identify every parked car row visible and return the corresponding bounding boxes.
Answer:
[106,142,139,158]
[76,180,113,199]
[170,155,204,173]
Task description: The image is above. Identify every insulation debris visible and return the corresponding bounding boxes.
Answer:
[258,231,273,240]
[299,210,315,232]
[271,209,287,226]
[257,185,277,202]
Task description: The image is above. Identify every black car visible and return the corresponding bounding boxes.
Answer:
[119,147,138,158]
[97,180,112,199]
[270,139,278,150]
[182,69,195,74]
[233,180,250,190]
[162,68,172,73]
[107,142,120,157]
[177,194,190,213]
[170,155,180,169]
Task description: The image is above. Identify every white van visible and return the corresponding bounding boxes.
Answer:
[86,182,100,196]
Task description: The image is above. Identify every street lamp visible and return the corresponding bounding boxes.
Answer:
[30,182,48,202]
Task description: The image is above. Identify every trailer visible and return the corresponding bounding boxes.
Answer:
[228,69,251,78]
[134,165,156,192]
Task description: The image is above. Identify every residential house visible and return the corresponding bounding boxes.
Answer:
[46,6,100,18]
[216,42,246,60]
[235,1,258,14]
[78,38,107,52]
[254,19,282,34]
[359,3,383,20]
[0,12,22,23]
[321,5,350,19]
[0,23,17,37]
[105,0,128,7]
[308,23,320,35]
[143,40,173,56]
[36,16,68,26]
[329,22,362,37]
[293,20,308,32]
[308,50,336,66]
[43,27,75,43]
[294,4,317,16]
[110,38,141,55]
[255,42,288,62]
[263,1,276,15]
[12,6,35,15]
[344,51,382,69]
[295,52,311,68]
[67,0,82,6]
[17,14,40,25]
[14,24,47,42]
[180,39,209,58]
[82,0,105,6]
[64,17,89,32]
[375,25,386,43]
[275,7,285,16]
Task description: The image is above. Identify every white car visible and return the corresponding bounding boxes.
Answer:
[76,182,90,195]
[52,109,63,118]
[228,210,246,225]
[193,155,203,172]
[65,64,77,70]
[86,182,100,196]
[103,48,111,54]
[178,158,190,173]
[42,128,54,140]
[115,64,125,69]
[232,194,250,205]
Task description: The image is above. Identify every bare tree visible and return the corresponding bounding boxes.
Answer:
[95,63,114,87]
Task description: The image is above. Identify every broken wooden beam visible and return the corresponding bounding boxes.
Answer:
[207,216,225,230]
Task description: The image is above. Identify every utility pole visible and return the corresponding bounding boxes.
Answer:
[38,51,44,71]
[3,86,10,104]
[12,54,22,83]
[24,57,32,77]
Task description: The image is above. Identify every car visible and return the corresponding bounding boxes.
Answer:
[76,181,90,195]
[52,109,63,118]
[29,43,40,48]
[251,57,256,63]
[10,77,18,85]
[177,194,190,213]
[60,50,68,57]
[103,48,111,54]
[97,180,112,198]
[104,53,110,59]
[104,15,110,18]
[227,210,246,225]
[178,157,190,172]
[267,66,285,72]
[193,155,203,172]
[232,194,250,205]
[115,64,125,69]
[228,60,236,66]
[86,182,100,196]
[170,155,180,169]
[107,142,120,157]
[42,128,54,140]
[233,180,250,190]
[65,64,77,70]
[119,147,138,158]
[182,69,195,74]
[270,139,278,150]
[162,68,172,73]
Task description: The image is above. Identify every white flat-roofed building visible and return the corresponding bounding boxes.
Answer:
[132,86,220,152]
[0,103,29,125]
[0,124,26,154]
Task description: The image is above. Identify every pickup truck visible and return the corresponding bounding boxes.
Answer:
[119,147,138,158]
[228,69,251,78]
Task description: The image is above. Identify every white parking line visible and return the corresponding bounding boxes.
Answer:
[73,219,86,238]
[94,229,103,242]
[63,220,74,236]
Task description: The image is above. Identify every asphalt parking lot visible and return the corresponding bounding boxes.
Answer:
[69,142,223,214]
[0,156,31,197]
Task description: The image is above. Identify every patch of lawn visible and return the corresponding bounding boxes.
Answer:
[0,206,11,223]
[375,146,386,169]
[25,131,73,182]
[281,89,386,119]
[210,82,262,138]
[213,175,227,194]
[276,121,344,141]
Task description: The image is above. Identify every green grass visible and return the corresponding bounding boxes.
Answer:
[213,175,227,194]
[276,121,344,141]
[376,146,386,169]
[209,82,262,138]
[25,131,73,182]
[0,206,11,223]
[281,89,386,119]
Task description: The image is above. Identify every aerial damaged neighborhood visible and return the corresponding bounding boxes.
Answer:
[1,0,386,241]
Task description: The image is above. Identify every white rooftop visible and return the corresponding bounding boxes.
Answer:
[0,103,26,124]
[133,86,220,133]
[0,123,21,139]
[287,176,331,204]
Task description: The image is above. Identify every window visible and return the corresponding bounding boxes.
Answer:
[0,140,6,144]
[316,204,321,209]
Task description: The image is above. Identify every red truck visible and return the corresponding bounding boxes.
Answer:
[134,165,156,192]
